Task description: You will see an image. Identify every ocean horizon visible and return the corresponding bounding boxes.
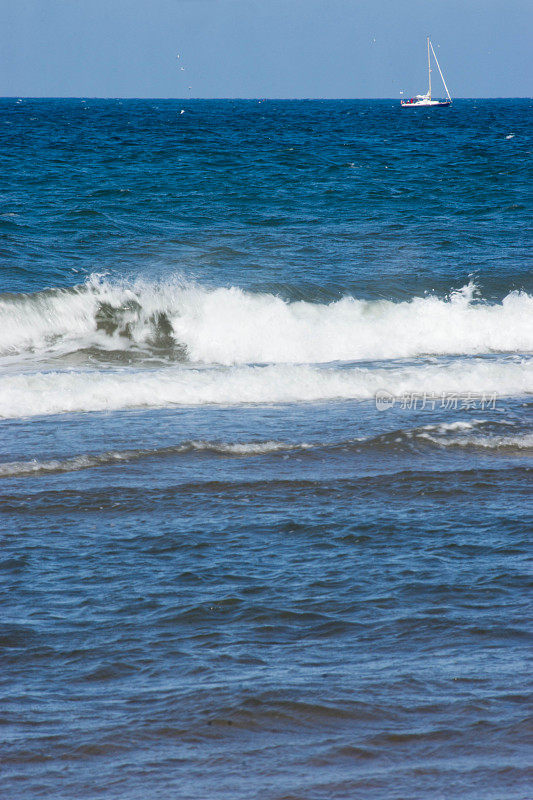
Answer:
[3,95,532,100]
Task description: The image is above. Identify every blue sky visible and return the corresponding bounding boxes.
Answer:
[1,0,530,98]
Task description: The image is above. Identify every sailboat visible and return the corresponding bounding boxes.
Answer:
[401,37,452,107]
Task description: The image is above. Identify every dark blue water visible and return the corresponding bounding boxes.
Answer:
[1,99,532,800]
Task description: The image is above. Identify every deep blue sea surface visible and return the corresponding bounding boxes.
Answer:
[1,99,532,799]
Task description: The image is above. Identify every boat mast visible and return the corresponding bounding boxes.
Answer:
[427,36,432,99]
[429,39,452,101]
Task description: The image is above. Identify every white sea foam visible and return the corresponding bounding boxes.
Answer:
[419,420,478,433]
[417,431,533,450]
[1,277,531,418]
[0,358,530,419]
[0,276,532,364]
[0,441,310,477]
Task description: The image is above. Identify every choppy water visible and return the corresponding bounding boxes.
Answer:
[1,99,532,800]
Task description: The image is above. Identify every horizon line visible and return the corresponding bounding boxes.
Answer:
[1,95,532,101]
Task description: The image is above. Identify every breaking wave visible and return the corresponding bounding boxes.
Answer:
[1,276,531,418]
[1,275,532,364]
[0,358,530,418]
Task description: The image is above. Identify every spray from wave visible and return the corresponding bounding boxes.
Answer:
[1,275,532,364]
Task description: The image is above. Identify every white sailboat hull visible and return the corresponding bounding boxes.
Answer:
[401,99,451,108]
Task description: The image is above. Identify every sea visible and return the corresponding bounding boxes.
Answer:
[1,98,532,800]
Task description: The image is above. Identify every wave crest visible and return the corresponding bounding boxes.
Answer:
[2,421,530,477]
[1,276,532,364]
